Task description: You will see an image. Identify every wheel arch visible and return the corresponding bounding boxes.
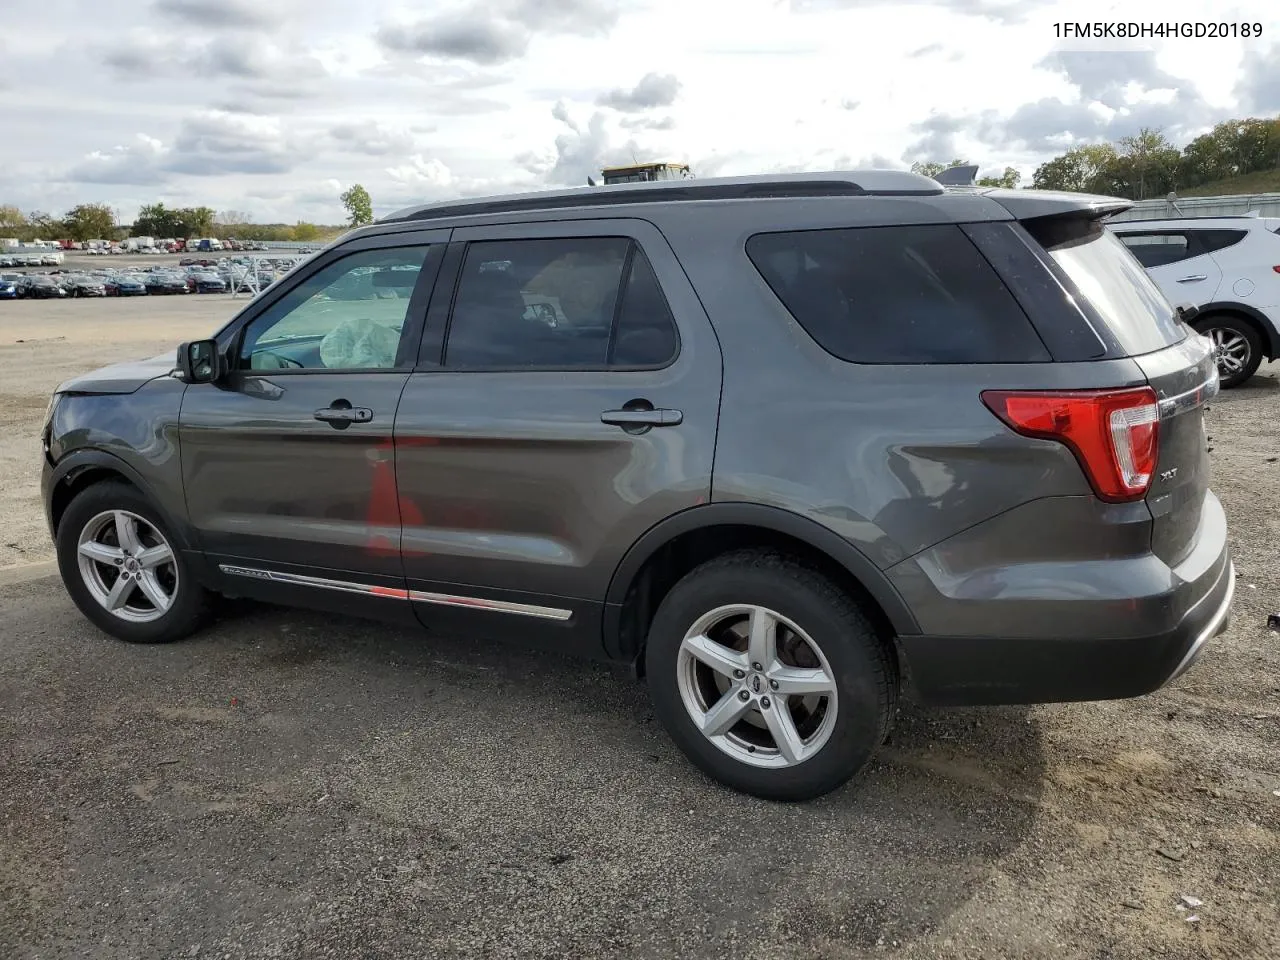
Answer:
[602,503,919,668]
[1193,302,1279,360]
[49,450,193,550]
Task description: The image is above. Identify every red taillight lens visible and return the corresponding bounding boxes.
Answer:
[981,387,1160,502]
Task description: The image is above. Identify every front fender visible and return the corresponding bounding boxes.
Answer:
[45,380,191,548]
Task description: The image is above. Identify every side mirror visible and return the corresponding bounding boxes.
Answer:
[1175,302,1200,325]
[177,339,224,384]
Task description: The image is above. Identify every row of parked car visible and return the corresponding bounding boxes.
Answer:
[0,256,309,301]
[0,253,64,268]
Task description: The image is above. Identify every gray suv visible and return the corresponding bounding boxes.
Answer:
[41,171,1235,801]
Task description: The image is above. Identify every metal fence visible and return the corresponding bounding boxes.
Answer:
[1108,193,1280,221]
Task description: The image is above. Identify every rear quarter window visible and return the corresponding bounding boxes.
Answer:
[1028,218,1186,356]
[745,224,1050,364]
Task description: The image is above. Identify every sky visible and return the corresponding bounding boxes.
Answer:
[0,0,1277,224]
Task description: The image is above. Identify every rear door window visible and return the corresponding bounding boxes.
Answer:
[1028,218,1186,356]
[745,224,1050,364]
[443,237,679,369]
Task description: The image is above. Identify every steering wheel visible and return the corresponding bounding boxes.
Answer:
[252,349,305,370]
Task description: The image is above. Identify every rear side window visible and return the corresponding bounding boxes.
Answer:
[745,225,1050,364]
[1195,229,1248,254]
[1114,232,1192,268]
[1028,218,1185,356]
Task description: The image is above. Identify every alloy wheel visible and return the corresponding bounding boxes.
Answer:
[1207,327,1251,377]
[676,604,839,769]
[76,510,178,624]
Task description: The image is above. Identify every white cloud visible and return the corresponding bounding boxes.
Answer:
[0,0,1272,222]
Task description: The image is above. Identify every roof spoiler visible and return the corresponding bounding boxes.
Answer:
[980,188,1133,222]
[934,164,978,187]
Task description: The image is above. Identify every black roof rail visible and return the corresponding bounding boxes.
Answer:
[381,170,943,223]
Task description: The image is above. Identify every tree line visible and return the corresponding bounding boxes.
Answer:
[0,182,375,244]
[914,116,1280,200]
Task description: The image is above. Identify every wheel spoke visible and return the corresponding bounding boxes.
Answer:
[136,543,173,569]
[79,541,124,565]
[761,700,806,764]
[746,607,778,669]
[114,511,143,554]
[104,574,136,611]
[769,665,836,697]
[136,571,171,612]
[699,688,752,737]
[681,633,748,680]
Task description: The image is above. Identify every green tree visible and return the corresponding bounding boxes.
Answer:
[976,166,1021,188]
[26,211,61,240]
[910,159,969,179]
[0,205,27,232]
[134,202,176,237]
[292,221,320,241]
[1116,128,1178,200]
[339,184,374,227]
[62,203,117,242]
[1031,144,1120,194]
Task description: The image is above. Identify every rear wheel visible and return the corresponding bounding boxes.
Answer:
[1196,315,1262,388]
[645,550,897,801]
[56,483,209,644]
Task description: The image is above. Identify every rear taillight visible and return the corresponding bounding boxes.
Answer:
[982,387,1160,502]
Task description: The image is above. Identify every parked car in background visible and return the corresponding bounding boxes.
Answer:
[1108,215,1280,387]
[20,275,67,299]
[0,277,17,299]
[104,275,147,297]
[39,172,1234,802]
[61,274,107,298]
[143,272,189,295]
[189,271,227,294]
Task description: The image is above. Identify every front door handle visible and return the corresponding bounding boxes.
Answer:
[601,407,683,428]
[315,399,373,429]
[1176,275,1208,283]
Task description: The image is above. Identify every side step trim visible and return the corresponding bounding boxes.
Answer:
[218,564,409,599]
[408,590,573,621]
[217,564,573,620]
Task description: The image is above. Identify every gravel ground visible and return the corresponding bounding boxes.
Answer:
[0,299,1277,959]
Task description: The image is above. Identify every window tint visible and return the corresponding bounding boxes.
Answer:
[444,238,678,369]
[1195,229,1248,254]
[610,249,679,366]
[1113,232,1193,268]
[239,246,429,371]
[745,224,1049,364]
[1029,218,1185,355]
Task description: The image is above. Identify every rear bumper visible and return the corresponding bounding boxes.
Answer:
[899,558,1234,706]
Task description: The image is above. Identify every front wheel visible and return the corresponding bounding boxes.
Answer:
[645,550,898,802]
[55,482,209,644]
[1196,315,1262,388]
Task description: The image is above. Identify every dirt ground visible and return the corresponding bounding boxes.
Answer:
[0,297,1277,959]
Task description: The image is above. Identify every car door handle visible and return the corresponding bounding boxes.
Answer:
[601,407,683,427]
[314,402,373,428]
[1176,275,1208,283]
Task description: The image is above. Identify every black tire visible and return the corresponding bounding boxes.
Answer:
[1195,314,1263,389]
[56,482,209,644]
[645,549,898,802]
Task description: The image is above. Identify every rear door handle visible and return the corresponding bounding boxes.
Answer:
[1176,275,1208,283]
[601,408,683,428]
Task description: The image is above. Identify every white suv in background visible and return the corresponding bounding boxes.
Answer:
[1108,216,1280,387]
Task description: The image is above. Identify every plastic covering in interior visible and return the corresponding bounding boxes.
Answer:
[319,316,401,368]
